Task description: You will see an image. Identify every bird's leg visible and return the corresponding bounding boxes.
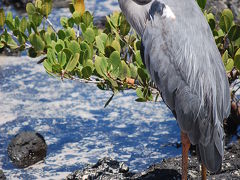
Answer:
[201,163,207,180]
[181,131,191,180]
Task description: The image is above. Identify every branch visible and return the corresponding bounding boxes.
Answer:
[45,17,57,32]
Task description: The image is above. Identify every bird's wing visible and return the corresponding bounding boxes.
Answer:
[141,0,230,172]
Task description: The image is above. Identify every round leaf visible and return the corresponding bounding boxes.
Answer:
[29,33,45,51]
[82,66,92,78]
[228,25,240,41]
[65,53,79,72]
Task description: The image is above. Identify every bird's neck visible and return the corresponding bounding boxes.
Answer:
[118,0,150,36]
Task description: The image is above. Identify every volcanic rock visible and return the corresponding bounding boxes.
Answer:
[66,143,240,180]
[66,157,134,180]
[7,131,47,168]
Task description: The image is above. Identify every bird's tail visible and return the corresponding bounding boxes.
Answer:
[197,137,223,173]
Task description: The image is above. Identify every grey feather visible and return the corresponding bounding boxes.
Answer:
[118,0,231,172]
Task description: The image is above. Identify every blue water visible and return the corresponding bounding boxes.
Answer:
[0,55,180,179]
[0,1,181,179]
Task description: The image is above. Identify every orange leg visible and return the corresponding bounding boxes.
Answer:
[181,131,191,180]
[201,163,207,180]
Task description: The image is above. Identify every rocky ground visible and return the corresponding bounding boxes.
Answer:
[66,143,240,180]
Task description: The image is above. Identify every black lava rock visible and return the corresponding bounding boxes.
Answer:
[66,157,133,180]
[67,143,240,180]
[7,131,47,168]
[0,170,6,180]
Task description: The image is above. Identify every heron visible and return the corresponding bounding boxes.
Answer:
[118,0,231,179]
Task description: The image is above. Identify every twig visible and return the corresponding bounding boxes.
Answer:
[45,17,56,32]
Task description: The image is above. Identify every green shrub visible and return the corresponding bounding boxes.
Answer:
[0,0,239,106]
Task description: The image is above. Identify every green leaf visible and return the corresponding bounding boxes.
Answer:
[111,40,121,53]
[43,59,53,72]
[63,48,73,61]
[57,30,66,40]
[68,40,80,54]
[73,11,81,25]
[137,68,149,84]
[130,63,138,79]
[29,33,45,51]
[109,51,121,78]
[2,32,18,49]
[26,3,36,15]
[234,48,240,70]
[14,16,20,28]
[32,13,43,27]
[134,50,144,67]
[120,14,130,36]
[197,0,207,9]
[60,17,68,28]
[5,12,14,30]
[58,51,67,67]
[0,42,4,49]
[65,53,80,72]
[222,9,234,23]
[108,12,120,28]
[135,98,147,102]
[96,35,105,54]
[219,9,233,33]
[83,27,95,43]
[65,27,76,39]
[52,64,62,73]
[68,17,75,28]
[109,51,121,66]
[95,56,108,77]
[35,0,42,10]
[6,12,13,23]
[85,59,94,70]
[82,66,92,78]
[20,17,27,32]
[41,0,53,17]
[106,34,113,47]
[228,25,240,41]
[80,41,92,59]
[119,61,131,80]
[82,11,93,27]
[225,58,234,72]
[80,23,86,32]
[105,46,115,58]
[55,43,63,52]
[222,50,228,66]
[47,48,57,64]
[136,88,144,98]
[206,13,215,30]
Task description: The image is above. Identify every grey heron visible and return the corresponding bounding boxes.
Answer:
[118,0,231,179]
